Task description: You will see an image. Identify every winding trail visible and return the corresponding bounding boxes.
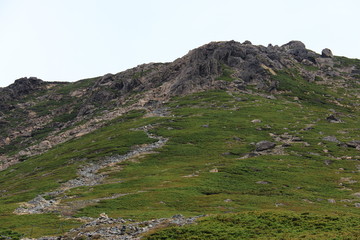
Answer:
[14,125,168,214]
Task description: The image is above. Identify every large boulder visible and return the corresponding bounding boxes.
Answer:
[346,141,360,150]
[321,48,333,58]
[255,141,276,151]
[281,41,315,63]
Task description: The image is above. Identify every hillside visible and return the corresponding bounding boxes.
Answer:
[0,40,360,239]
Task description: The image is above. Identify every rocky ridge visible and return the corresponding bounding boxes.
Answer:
[2,40,357,171]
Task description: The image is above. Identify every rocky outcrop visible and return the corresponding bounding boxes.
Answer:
[322,48,334,58]
[0,77,44,101]
[79,40,323,105]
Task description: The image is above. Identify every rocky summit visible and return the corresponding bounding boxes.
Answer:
[0,40,360,239]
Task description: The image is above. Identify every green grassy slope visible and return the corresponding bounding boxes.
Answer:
[0,69,360,238]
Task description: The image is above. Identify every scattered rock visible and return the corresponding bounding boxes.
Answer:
[328,199,336,204]
[255,141,276,151]
[14,124,169,215]
[60,214,201,240]
[354,203,360,208]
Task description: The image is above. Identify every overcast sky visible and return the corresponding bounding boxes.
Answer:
[0,0,359,87]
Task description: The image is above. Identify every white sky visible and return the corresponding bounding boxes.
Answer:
[0,0,359,87]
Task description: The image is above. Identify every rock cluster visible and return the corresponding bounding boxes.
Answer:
[37,214,201,240]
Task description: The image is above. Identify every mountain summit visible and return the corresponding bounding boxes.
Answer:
[0,40,360,239]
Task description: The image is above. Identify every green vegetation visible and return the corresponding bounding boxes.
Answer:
[0,229,23,240]
[0,65,360,238]
[334,56,360,68]
[54,77,99,95]
[2,88,360,237]
[146,212,360,239]
[272,69,354,109]
[216,64,235,82]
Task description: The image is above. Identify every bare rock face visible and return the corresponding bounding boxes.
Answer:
[83,40,326,103]
[322,48,333,58]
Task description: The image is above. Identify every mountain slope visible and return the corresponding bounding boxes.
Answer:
[0,40,360,239]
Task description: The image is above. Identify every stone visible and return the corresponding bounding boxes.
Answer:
[324,160,333,166]
[256,181,271,184]
[255,141,276,151]
[322,136,341,144]
[353,192,360,198]
[242,40,252,45]
[328,199,336,204]
[38,140,52,149]
[282,40,306,51]
[251,119,262,123]
[326,114,341,123]
[346,141,360,148]
[4,137,10,145]
[321,48,333,58]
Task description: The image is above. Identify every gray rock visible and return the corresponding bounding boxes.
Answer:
[346,141,360,149]
[251,119,262,123]
[324,160,333,166]
[321,48,333,58]
[322,136,341,144]
[326,114,341,123]
[256,181,271,184]
[280,41,318,64]
[255,141,276,151]
[282,40,306,51]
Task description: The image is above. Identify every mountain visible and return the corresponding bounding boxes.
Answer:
[0,40,360,239]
